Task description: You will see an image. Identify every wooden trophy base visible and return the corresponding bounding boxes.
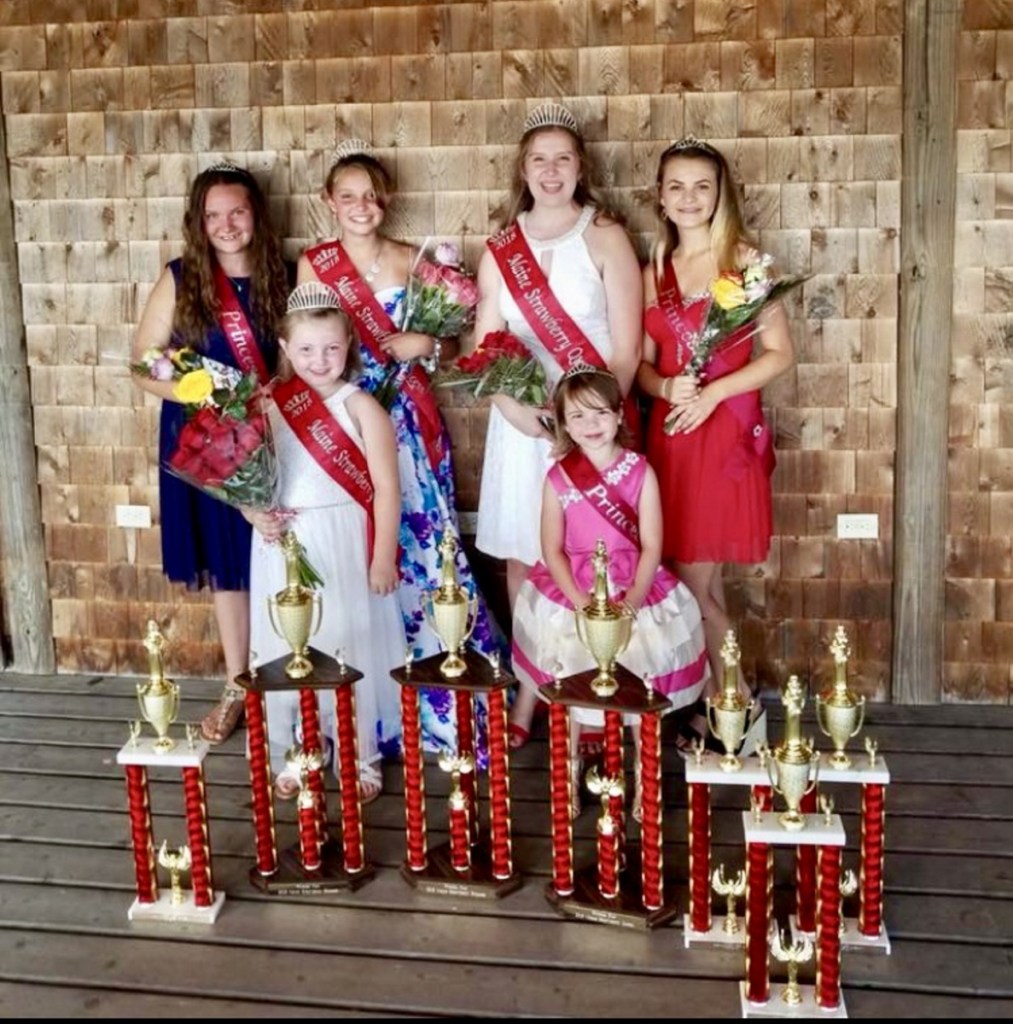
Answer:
[400,841,522,900]
[128,891,225,924]
[740,981,847,1019]
[545,855,680,930]
[249,838,374,895]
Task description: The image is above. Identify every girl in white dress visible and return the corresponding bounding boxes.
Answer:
[472,103,643,748]
[246,283,405,803]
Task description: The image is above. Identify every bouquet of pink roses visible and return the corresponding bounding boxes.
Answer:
[403,240,479,338]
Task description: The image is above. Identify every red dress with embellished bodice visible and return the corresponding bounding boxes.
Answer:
[643,262,774,565]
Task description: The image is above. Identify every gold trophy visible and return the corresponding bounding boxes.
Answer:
[267,532,322,679]
[815,626,866,769]
[771,928,814,1006]
[157,841,192,906]
[438,750,475,812]
[422,533,478,678]
[767,675,820,832]
[705,630,753,771]
[136,621,180,753]
[711,864,746,935]
[575,540,633,698]
[286,743,325,803]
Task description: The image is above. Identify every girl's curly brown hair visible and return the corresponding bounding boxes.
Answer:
[175,166,288,351]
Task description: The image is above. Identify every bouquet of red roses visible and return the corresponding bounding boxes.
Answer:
[435,331,548,407]
[164,368,322,588]
[403,241,479,338]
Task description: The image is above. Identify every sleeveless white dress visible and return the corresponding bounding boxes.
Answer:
[249,381,406,777]
[476,206,613,565]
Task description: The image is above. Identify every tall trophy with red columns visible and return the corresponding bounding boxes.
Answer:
[236,533,374,894]
[391,532,520,899]
[544,543,678,930]
[116,621,224,923]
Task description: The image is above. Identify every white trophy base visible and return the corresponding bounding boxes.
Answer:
[791,917,891,955]
[683,912,747,948]
[740,981,847,1018]
[127,891,225,924]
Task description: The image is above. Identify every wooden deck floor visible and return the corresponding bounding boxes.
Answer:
[1,672,1011,1018]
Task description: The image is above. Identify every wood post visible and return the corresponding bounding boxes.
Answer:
[892,0,961,704]
[0,118,54,672]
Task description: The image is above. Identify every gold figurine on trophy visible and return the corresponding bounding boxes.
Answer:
[711,864,747,934]
[136,621,180,753]
[771,928,814,1006]
[816,626,866,769]
[423,533,478,678]
[767,675,820,831]
[705,630,753,772]
[575,540,633,698]
[157,841,192,906]
[268,532,323,679]
[438,749,475,809]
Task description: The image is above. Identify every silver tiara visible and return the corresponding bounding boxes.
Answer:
[667,135,720,157]
[523,103,579,136]
[331,138,373,166]
[286,282,342,315]
[558,361,614,385]
[205,160,245,175]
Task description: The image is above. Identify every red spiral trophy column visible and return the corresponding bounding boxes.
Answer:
[739,795,848,1016]
[543,663,679,930]
[236,648,375,895]
[391,647,520,899]
[116,621,224,922]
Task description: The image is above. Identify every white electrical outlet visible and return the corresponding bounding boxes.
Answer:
[836,513,878,540]
[115,504,152,529]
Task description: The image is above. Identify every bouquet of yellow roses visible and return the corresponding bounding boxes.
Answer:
[664,254,806,434]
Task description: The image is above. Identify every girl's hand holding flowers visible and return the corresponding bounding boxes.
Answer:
[666,382,720,435]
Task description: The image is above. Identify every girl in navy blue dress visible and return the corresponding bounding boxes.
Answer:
[132,164,288,743]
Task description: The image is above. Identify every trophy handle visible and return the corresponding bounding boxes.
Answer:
[135,682,147,721]
[462,593,479,644]
[267,595,280,638]
[705,697,717,740]
[767,756,779,791]
[805,752,820,795]
[814,694,830,739]
[310,591,323,637]
[852,696,867,738]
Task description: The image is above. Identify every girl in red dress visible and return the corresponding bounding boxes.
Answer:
[638,139,794,743]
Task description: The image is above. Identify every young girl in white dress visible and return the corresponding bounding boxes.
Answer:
[246,282,405,804]
[511,367,708,819]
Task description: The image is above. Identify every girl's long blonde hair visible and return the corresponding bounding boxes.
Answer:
[653,140,755,280]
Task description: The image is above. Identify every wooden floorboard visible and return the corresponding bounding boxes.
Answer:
[0,673,1010,1017]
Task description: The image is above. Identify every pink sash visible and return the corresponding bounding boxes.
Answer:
[213,265,270,385]
[305,241,446,475]
[654,261,774,477]
[273,376,375,557]
[560,449,640,549]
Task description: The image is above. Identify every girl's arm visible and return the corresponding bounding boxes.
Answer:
[635,261,699,406]
[588,220,642,395]
[623,464,664,611]
[540,477,586,612]
[295,253,315,286]
[349,390,402,595]
[476,247,552,439]
[131,268,186,403]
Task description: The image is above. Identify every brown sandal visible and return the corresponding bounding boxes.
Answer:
[200,685,245,744]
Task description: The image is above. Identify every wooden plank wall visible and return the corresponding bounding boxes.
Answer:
[0,0,1000,705]
[948,4,1013,703]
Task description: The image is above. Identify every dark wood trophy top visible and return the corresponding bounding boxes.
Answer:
[542,663,670,715]
[391,647,513,694]
[236,647,363,693]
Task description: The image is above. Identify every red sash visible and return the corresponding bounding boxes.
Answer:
[273,376,375,557]
[653,261,774,477]
[560,449,640,549]
[213,265,270,385]
[304,241,446,475]
[487,222,606,374]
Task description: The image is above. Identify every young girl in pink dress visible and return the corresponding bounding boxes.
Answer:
[511,367,708,818]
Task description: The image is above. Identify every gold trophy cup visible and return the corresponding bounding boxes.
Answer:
[574,540,633,698]
[767,675,820,832]
[816,626,866,769]
[136,621,180,753]
[706,630,753,772]
[422,533,478,678]
[267,532,322,679]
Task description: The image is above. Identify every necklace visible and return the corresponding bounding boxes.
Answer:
[361,245,382,284]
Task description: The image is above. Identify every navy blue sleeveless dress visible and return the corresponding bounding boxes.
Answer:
[158,260,277,591]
